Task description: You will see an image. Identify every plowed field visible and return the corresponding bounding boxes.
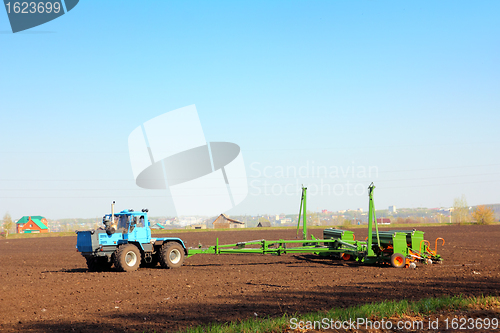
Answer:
[1,225,499,332]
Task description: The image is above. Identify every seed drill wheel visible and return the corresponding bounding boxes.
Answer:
[160,242,185,269]
[341,253,351,261]
[390,253,406,268]
[114,244,141,272]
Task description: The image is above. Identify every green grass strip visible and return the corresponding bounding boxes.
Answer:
[3,231,76,239]
[177,295,499,333]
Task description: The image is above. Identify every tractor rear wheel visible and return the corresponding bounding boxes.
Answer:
[160,242,185,269]
[86,257,99,272]
[390,253,406,268]
[114,244,141,272]
[86,257,112,272]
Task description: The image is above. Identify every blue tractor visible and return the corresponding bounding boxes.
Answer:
[76,204,188,272]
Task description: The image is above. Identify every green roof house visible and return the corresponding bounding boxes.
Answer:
[16,216,49,233]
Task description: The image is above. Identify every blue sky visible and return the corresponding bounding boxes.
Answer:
[1,0,499,219]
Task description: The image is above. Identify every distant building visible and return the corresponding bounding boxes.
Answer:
[16,216,49,233]
[164,218,177,225]
[187,224,207,230]
[389,206,397,213]
[151,223,165,230]
[377,218,391,225]
[212,214,245,229]
[312,217,323,226]
[257,221,271,227]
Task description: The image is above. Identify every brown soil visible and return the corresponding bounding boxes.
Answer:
[0,225,499,332]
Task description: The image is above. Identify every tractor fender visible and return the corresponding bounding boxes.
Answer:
[154,238,188,255]
[121,242,144,255]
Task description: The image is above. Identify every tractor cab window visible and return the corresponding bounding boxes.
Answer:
[130,216,143,228]
[117,215,129,231]
[138,216,144,227]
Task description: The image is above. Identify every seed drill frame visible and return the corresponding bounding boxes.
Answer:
[189,183,443,268]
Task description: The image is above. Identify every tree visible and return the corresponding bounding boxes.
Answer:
[452,194,470,224]
[342,219,352,227]
[471,205,496,225]
[258,217,270,223]
[333,215,345,225]
[2,213,14,237]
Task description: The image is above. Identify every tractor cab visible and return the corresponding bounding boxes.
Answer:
[101,209,151,244]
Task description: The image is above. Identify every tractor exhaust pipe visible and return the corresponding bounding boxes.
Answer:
[111,200,115,228]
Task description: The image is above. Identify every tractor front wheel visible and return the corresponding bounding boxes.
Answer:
[160,242,185,269]
[114,244,141,272]
[390,253,406,268]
